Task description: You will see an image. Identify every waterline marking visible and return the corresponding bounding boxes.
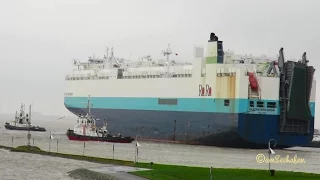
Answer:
[256,154,306,164]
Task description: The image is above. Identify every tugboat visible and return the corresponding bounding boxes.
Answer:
[4,104,46,132]
[66,95,134,143]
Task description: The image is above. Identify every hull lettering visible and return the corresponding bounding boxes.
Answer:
[199,85,212,96]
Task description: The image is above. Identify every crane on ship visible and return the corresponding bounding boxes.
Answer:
[162,44,178,63]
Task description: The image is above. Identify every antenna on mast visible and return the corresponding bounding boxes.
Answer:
[162,44,172,63]
[110,47,114,60]
[29,104,32,125]
[105,47,109,60]
[15,111,17,126]
[162,44,178,63]
[27,104,31,147]
[87,95,93,116]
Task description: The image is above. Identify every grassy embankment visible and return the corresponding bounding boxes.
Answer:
[1,145,320,180]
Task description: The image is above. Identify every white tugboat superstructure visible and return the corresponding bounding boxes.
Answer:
[4,103,46,132]
[66,95,134,143]
[72,95,108,137]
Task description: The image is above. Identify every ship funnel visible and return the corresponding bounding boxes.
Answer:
[302,52,309,64]
[209,33,219,42]
[206,32,224,64]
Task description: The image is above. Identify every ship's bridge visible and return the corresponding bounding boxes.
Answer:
[77,115,95,127]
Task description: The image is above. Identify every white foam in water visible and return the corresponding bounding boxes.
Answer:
[313,136,320,141]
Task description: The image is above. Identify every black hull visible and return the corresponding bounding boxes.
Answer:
[66,129,134,143]
[4,123,46,132]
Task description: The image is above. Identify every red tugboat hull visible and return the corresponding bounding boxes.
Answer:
[66,129,134,143]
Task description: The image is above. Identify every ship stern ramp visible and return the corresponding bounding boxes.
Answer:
[238,49,315,148]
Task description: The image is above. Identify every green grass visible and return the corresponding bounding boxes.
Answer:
[131,164,320,180]
[1,145,320,180]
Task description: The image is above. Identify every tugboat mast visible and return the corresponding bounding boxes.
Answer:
[27,104,32,147]
[87,95,93,118]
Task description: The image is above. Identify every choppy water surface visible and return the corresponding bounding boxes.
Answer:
[0,125,320,173]
[1,125,320,179]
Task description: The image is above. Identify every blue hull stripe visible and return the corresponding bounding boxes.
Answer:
[64,97,315,117]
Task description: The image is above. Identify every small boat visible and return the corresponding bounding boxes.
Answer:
[66,95,134,143]
[4,103,46,132]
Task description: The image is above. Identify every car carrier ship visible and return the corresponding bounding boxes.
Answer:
[64,32,316,148]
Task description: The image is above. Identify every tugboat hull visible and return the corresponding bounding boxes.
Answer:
[66,129,134,143]
[4,123,46,132]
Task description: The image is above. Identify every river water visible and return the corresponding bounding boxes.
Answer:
[1,125,320,178]
[1,113,320,179]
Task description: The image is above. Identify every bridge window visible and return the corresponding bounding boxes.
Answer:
[267,102,277,108]
[257,101,264,108]
[224,99,230,106]
[158,98,178,105]
[249,101,254,107]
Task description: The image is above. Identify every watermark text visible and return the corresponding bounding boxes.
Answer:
[256,154,305,164]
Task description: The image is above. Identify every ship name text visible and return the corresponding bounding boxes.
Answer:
[199,84,212,96]
[248,107,276,114]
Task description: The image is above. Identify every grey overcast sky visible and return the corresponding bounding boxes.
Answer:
[0,0,319,127]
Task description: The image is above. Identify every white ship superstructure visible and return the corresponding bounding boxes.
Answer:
[64,32,316,148]
[9,104,32,127]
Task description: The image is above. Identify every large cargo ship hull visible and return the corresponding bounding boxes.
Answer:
[64,33,316,149]
[65,105,314,148]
